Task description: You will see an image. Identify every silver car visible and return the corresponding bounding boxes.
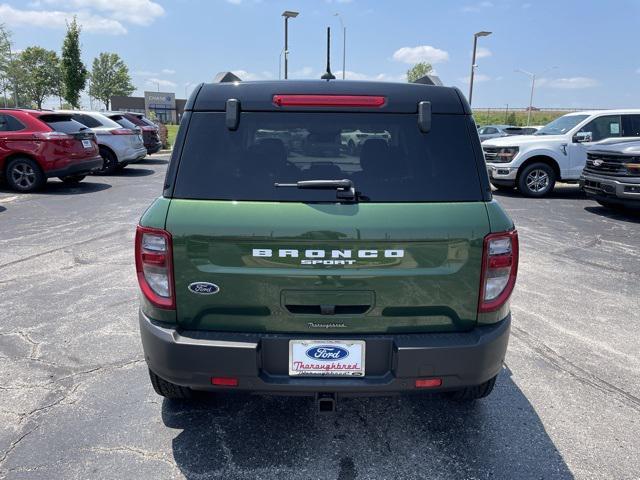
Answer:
[57,110,147,173]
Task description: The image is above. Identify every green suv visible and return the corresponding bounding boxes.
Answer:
[135,80,518,410]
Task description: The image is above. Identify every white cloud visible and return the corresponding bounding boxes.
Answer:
[460,74,491,84]
[392,45,449,64]
[0,3,127,34]
[161,68,175,75]
[475,47,492,59]
[539,77,599,89]
[133,70,157,76]
[461,1,493,12]
[146,78,177,88]
[41,0,164,26]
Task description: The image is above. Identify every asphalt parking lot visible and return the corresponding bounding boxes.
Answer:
[1,155,639,480]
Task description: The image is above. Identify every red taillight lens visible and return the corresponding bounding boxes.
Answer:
[211,377,238,387]
[478,230,519,313]
[141,126,157,132]
[34,131,73,141]
[135,225,174,309]
[273,94,386,108]
[111,128,134,135]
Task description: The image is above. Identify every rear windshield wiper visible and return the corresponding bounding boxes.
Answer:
[274,179,358,201]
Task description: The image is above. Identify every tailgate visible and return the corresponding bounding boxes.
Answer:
[166,200,490,334]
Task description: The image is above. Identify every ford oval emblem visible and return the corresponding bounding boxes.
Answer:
[188,282,220,295]
[306,345,349,361]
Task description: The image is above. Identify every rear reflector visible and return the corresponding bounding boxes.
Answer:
[273,94,386,108]
[415,378,442,388]
[478,230,519,313]
[211,377,239,387]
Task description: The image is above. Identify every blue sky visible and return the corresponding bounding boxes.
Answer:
[2,0,639,109]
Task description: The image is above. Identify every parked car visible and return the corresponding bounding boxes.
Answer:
[136,80,518,408]
[108,112,162,154]
[477,125,515,142]
[483,109,640,196]
[0,109,102,192]
[340,129,391,154]
[58,110,147,174]
[580,138,640,210]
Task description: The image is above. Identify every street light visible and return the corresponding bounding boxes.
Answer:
[334,13,346,80]
[515,66,557,126]
[282,10,299,79]
[468,30,492,106]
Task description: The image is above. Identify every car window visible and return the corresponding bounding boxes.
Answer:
[109,115,138,130]
[39,114,89,134]
[622,115,640,137]
[0,114,26,132]
[71,114,103,129]
[484,127,498,134]
[578,115,622,142]
[536,114,589,135]
[173,112,484,203]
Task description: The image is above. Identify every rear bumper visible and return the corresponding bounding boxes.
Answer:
[140,310,511,395]
[46,156,103,178]
[145,141,162,154]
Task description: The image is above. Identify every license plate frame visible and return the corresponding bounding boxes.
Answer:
[289,339,365,377]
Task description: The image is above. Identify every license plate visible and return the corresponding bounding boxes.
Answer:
[289,340,365,377]
[82,139,92,148]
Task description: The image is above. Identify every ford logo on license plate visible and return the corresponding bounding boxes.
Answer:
[306,346,349,361]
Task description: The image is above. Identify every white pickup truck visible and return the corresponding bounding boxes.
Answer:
[483,109,640,196]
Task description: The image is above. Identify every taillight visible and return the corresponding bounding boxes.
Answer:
[273,94,386,108]
[135,226,174,309]
[141,126,157,132]
[478,230,519,313]
[111,128,134,135]
[34,131,72,140]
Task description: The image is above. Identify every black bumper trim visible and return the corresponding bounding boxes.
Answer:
[139,311,511,394]
[47,157,103,178]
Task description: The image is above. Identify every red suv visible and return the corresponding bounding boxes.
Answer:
[0,109,103,192]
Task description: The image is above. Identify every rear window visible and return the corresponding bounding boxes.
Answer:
[39,114,88,134]
[173,112,483,202]
[109,115,138,130]
[70,113,103,129]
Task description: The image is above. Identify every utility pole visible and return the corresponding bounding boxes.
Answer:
[334,13,346,79]
[282,11,299,79]
[515,66,556,126]
[468,31,491,106]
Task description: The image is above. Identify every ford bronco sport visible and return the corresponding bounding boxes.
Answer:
[136,80,518,409]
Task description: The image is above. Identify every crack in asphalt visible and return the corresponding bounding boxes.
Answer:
[511,325,640,412]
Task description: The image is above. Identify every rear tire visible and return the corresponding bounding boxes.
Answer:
[96,147,118,174]
[447,375,497,401]
[518,162,556,197]
[5,157,46,192]
[60,174,86,184]
[148,369,193,400]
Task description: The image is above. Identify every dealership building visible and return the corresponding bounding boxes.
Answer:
[111,91,186,124]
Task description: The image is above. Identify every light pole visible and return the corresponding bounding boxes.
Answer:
[468,30,491,106]
[282,10,299,80]
[515,66,556,125]
[334,13,346,79]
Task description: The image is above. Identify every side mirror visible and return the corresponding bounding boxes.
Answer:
[573,131,592,143]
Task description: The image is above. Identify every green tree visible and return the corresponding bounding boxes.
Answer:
[406,62,433,83]
[13,47,61,109]
[60,17,87,109]
[0,24,14,106]
[90,52,135,109]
